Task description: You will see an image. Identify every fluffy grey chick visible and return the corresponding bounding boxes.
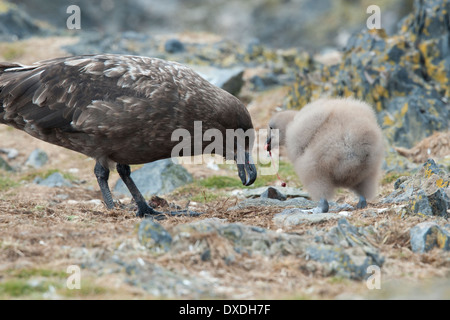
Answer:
[267,98,384,213]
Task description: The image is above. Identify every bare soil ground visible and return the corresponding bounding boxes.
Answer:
[0,37,449,300]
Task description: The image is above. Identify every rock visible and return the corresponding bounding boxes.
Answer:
[383,145,417,173]
[0,3,43,41]
[273,208,341,226]
[285,0,450,148]
[25,149,48,169]
[394,131,450,165]
[171,218,307,258]
[227,197,316,211]
[410,222,450,253]
[114,159,193,198]
[383,159,449,218]
[305,219,384,280]
[138,219,172,253]
[171,219,384,279]
[34,172,73,188]
[169,218,383,280]
[323,219,379,249]
[229,196,353,213]
[0,148,19,159]
[164,38,185,53]
[408,189,449,218]
[250,73,279,91]
[260,187,286,201]
[191,65,244,96]
[380,95,449,149]
[242,186,309,199]
[0,157,13,171]
[305,244,383,280]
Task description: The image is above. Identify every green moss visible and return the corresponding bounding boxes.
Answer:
[6,268,67,279]
[191,190,224,203]
[197,176,243,189]
[382,172,410,185]
[0,279,51,298]
[327,276,348,285]
[0,176,19,191]
[59,280,108,298]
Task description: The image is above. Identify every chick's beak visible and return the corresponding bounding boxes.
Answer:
[236,151,257,186]
[265,134,272,152]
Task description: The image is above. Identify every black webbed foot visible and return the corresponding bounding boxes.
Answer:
[356,195,367,209]
[312,198,329,214]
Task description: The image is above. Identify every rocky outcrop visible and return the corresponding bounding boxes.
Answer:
[138,217,384,281]
[383,159,450,218]
[410,222,450,253]
[0,3,46,41]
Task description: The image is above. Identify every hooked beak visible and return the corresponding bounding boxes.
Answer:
[235,151,257,186]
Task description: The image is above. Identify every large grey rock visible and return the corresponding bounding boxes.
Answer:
[410,222,450,253]
[114,159,193,198]
[171,218,307,258]
[190,65,244,95]
[227,197,316,211]
[229,196,353,213]
[34,172,73,188]
[25,149,48,169]
[305,219,384,280]
[273,208,341,226]
[305,243,382,280]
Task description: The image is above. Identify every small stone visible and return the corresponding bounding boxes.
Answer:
[138,219,172,253]
[260,186,287,201]
[191,65,244,95]
[410,222,450,253]
[200,249,211,261]
[242,186,309,199]
[164,38,185,53]
[0,148,19,159]
[274,208,341,226]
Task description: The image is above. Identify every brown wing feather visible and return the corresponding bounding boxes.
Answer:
[0,55,185,136]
